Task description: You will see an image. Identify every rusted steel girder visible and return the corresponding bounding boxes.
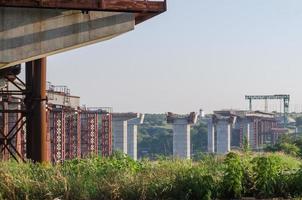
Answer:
[0,0,167,24]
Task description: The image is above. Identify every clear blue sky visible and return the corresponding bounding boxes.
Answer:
[47,0,302,114]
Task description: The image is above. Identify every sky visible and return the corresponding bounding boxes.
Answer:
[46,0,302,114]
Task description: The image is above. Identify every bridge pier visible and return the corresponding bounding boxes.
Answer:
[25,58,49,163]
[127,114,144,161]
[167,112,197,159]
[112,113,139,154]
[216,119,232,154]
[207,118,215,153]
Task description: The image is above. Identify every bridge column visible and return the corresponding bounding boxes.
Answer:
[25,58,49,163]
[207,118,215,153]
[243,121,250,147]
[112,113,139,154]
[127,114,144,161]
[167,112,197,159]
[215,116,236,154]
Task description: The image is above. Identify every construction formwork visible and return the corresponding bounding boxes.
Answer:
[65,111,81,160]
[100,114,112,157]
[48,109,66,163]
[47,108,113,162]
[80,111,98,158]
[0,87,113,162]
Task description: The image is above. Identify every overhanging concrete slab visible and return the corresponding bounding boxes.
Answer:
[0,7,135,69]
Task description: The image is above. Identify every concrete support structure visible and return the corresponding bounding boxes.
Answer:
[167,112,197,159]
[243,122,251,147]
[127,114,144,161]
[249,121,257,149]
[216,119,231,154]
[207,118,215,153]
[112,113,139,154]
[209,113,236,155]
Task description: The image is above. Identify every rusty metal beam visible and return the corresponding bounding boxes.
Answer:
[0,0,166,24]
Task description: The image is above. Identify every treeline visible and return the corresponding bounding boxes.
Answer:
[138,114,207,159]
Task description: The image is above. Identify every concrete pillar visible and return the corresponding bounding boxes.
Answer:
[127,114,144,161]
[241,120,250,147]
[167,112,197,159]
[216,119,231,154]
[207,118,215,153]
[112,113,139,154]
[249,121,256,150]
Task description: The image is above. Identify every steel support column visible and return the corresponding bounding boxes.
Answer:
[25,61,33,160]
[26,58,49,163]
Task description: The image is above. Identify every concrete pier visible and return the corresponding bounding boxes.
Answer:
[216,119,231,154]
[112,113,139,154]
[167,112,197,159]
[207,118,215,153]
[249,121,256,149]
[242,121,251,147]
[127,114,144,161]
[210,113,236,154]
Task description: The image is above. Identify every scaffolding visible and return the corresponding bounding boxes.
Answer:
[0,72,113,162]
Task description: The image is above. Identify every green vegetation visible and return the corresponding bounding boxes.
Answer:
[0,152,302,200]
[265,134,302,157]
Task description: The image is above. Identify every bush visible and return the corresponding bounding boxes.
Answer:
[0,153,301,199]
[219,152,244,199]
[252,153,298,198]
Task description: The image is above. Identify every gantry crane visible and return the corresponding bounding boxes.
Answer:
[245,95,290,127]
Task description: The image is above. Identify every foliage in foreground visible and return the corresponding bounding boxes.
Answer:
[0,152,302,200]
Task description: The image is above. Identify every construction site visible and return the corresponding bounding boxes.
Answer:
[0,1,299,163]
[0,0,167,163]
[2,2,302,199]
[207,95,294,154]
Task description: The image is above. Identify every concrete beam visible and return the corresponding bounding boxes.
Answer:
[112,113,139,154]
[127,114,144,161]
[0,8,135,69]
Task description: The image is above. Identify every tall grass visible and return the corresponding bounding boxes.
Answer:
[0,152,301,200]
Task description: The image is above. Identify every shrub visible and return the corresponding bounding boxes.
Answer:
[219,152,244,199]
[0,153,301,199]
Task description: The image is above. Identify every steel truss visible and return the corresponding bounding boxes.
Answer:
[0,74,26,162]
